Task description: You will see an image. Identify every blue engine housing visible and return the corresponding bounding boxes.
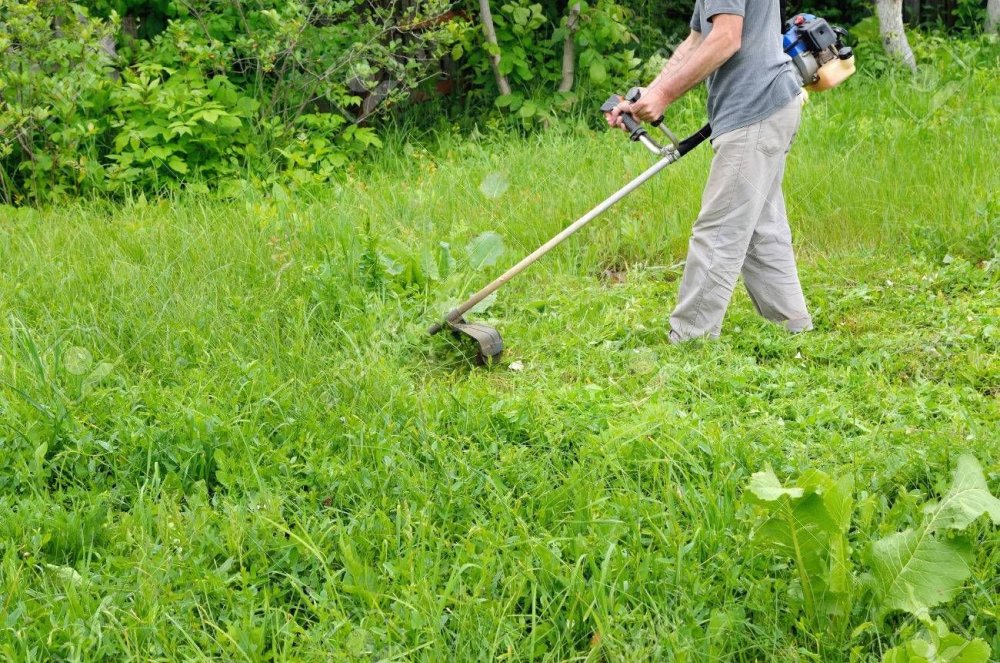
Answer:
[781,13,852,86]
[783,13,818,58]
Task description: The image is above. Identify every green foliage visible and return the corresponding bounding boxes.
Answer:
[471,0,639,122]
[748,469,854,623]
[364,229,507,316]
[0,0,649,201]
[271,114,383,185]
[464,230,506,269]
[869,530,974,618]
[3,0,997,202]
[574,1,641,87]
[0,1,117,201]
[0,77,998,656]
[0,0,457,202]
[948,0,990,33]
[867,455,1000,618]
[882,619,991,663]
[747,455,999,658]
[106,67,259,189]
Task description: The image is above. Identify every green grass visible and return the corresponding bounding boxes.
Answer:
[1,57,999,661]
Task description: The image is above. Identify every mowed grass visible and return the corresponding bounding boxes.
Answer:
[1,59,999,660]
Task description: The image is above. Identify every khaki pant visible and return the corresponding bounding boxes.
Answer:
[669,95,812,342]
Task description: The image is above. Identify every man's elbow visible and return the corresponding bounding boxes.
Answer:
[710,16,743,58]
[729,32,743,55]
[718,29,742,58]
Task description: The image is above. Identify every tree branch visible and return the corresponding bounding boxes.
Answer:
[558,3,581,93]
[478,0,511,96]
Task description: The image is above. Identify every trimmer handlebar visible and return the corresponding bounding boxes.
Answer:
[602,96,644,138]
[601,87,711,158]
[676,123,712,156]
[600,87,662,143]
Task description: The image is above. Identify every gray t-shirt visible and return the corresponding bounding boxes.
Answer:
[690,0,800,137]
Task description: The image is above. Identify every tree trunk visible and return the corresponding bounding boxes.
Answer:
[875,0,917,71]
[478,0,511,96]
[558,3,582,93]
[987,0,999,32]
[122,14,139,40]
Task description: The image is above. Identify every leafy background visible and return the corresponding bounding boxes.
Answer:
[1,0,996,203]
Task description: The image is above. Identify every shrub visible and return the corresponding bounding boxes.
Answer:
[0,1,117,202]
[463,0,639,123]
[0,0,459,202]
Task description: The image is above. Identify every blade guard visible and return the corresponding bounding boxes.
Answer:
[448,318,503,364]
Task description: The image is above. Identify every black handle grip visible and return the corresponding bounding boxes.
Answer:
[677,123,712,157]
[602,90,705,152]
[599,93,624,114]
[619,112,642,135]
[604,88,665,133]
[601,92,646,142]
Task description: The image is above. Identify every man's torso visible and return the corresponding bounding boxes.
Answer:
[689,0,800,136]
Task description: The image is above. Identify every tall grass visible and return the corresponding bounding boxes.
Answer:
[0,48,997,661]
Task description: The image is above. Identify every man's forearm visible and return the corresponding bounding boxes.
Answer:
[649,33,702,90]
[607,17,740,125]
[651,21,741,105]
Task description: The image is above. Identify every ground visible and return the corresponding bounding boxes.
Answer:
[0,68,997,660]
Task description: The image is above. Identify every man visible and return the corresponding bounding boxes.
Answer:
[605,0,812,342]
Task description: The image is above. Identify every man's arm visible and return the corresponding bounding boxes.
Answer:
[605,31,703,129]
[652,14,742,107]
[608,14,742,126]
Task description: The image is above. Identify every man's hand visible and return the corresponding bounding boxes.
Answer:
[626,86,670,123]
[604,87,669,131]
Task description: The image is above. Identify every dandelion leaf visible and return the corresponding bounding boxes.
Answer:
[922,455,1000,531]
[748,469,853,618]
[465,232,505,269]
[869,455,998,618]
[868,530,972,617]
[748,469,804,502]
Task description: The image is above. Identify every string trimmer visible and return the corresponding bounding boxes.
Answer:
[429,14,855,364]
[427,88,711,363]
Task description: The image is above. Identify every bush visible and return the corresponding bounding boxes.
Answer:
[0,0,458,202]
[0,1,117,201]
[7,0,986,203]
[1,0,641,202]
[106,67,259,189]
[461,0,639,123]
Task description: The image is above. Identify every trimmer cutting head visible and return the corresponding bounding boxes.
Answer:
[446,318,504,364]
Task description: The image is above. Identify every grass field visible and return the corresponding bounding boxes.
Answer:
[1,52,999,661]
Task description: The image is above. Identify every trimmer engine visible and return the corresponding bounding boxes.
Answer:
[783,14,855,91]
